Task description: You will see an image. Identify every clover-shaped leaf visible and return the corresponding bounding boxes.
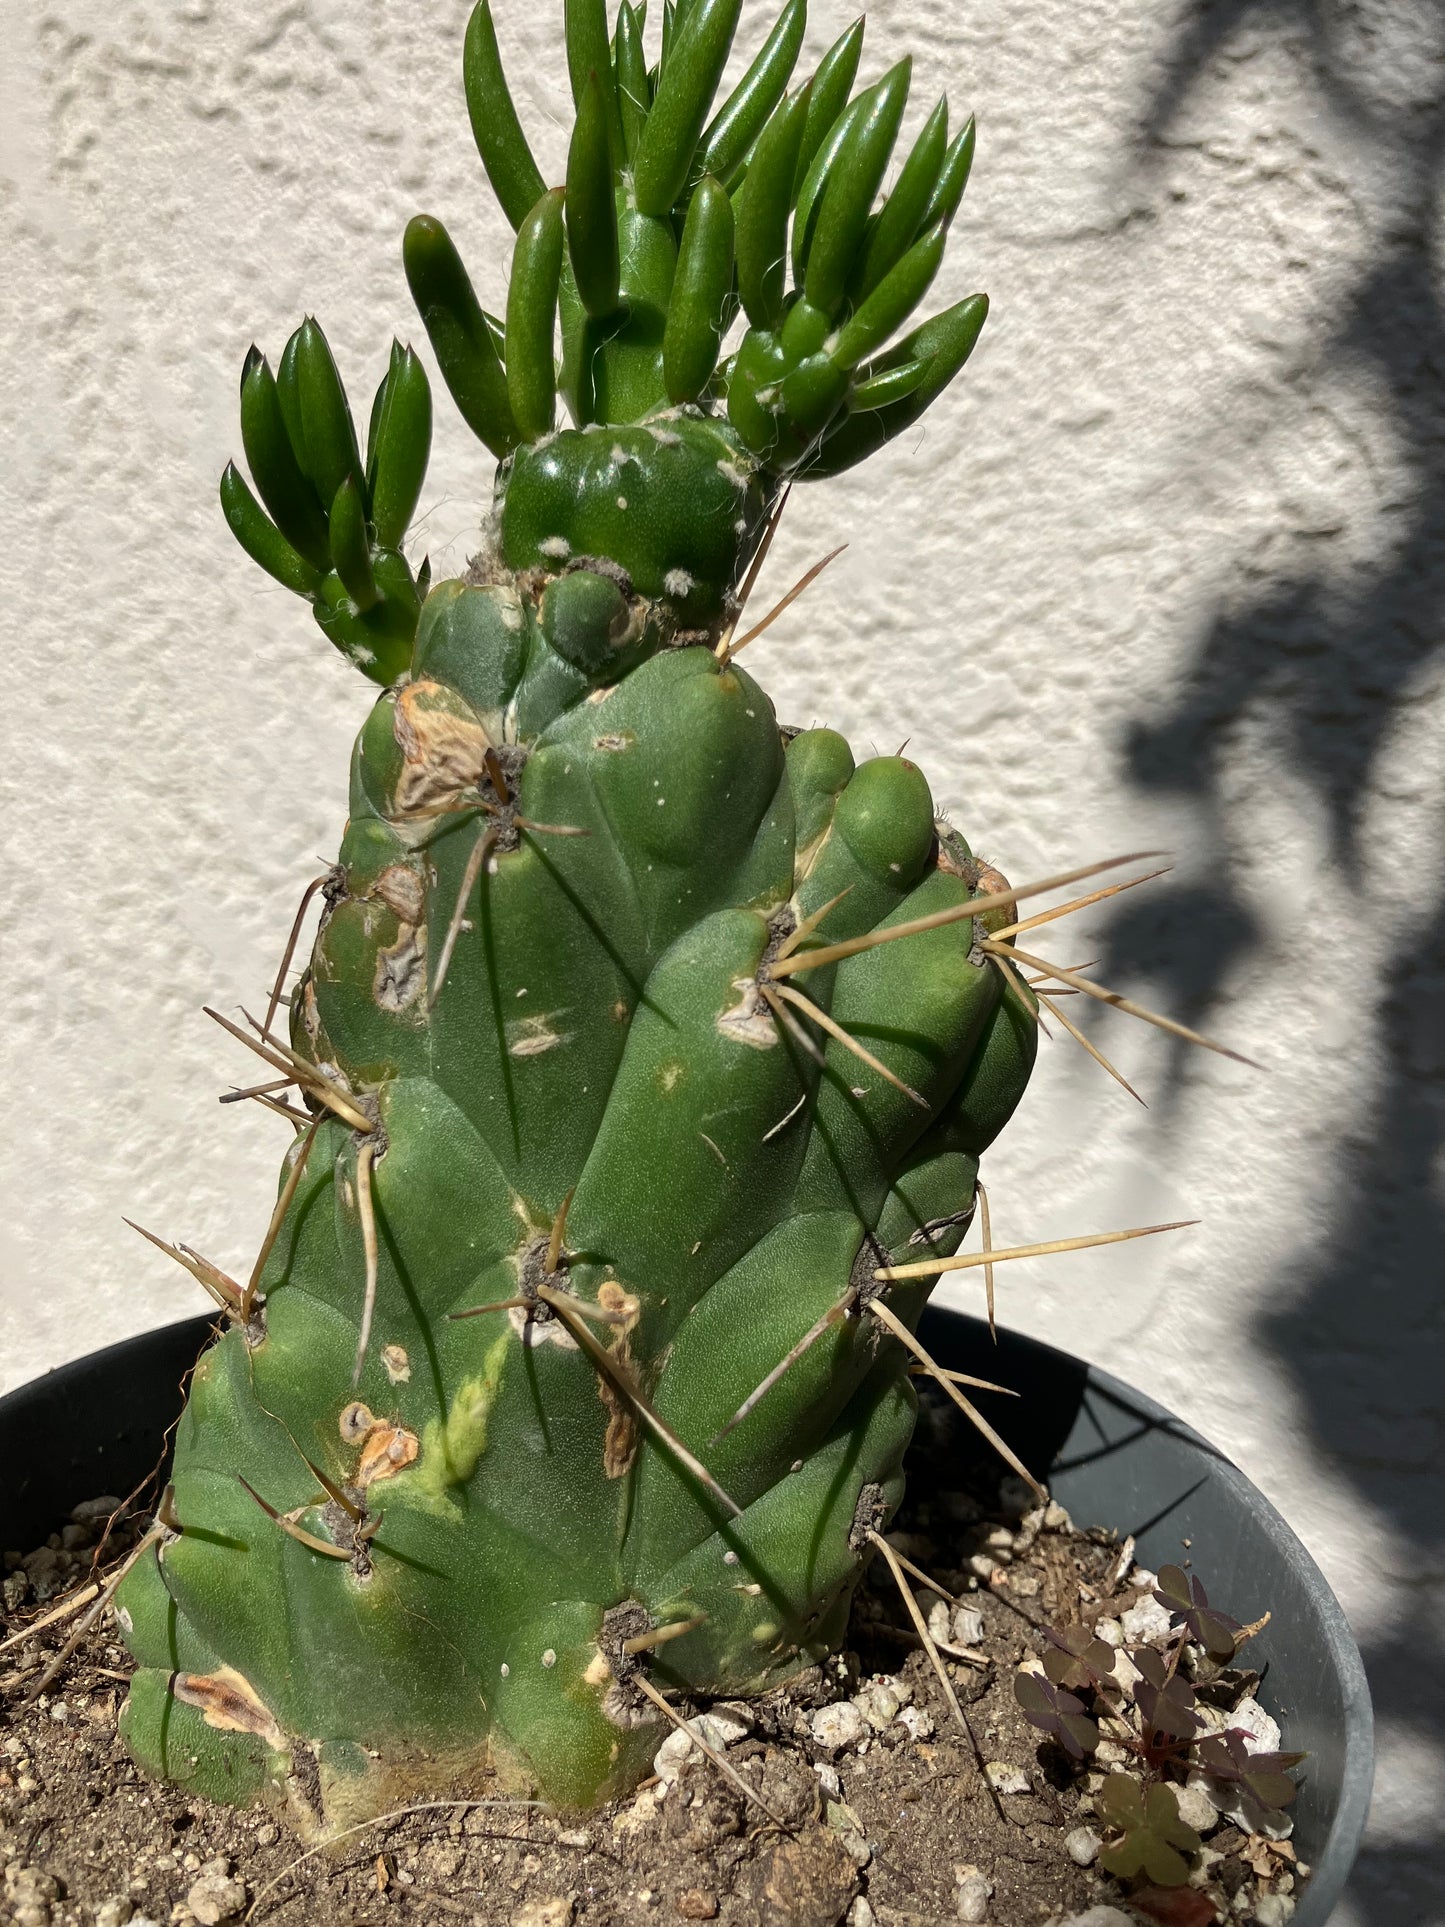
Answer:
[1097,1773,1201,1887]
[1131,1647,1201,1742]
[1013,1669,1100,1760]
[1154,1563,1241,1661]
[1042,1621,1116,1693]
[1196,1729,1304,1813]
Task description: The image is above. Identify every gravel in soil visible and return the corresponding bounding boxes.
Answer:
[0,1401,1309,1927]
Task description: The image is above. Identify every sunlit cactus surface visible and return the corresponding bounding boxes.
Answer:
[117,0,1044,1830]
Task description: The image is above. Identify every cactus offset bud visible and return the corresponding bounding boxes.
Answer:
[118,1,1041,1832]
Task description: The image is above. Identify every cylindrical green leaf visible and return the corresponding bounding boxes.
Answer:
[659,0,677,77]
[275,327,307,467]
[566,72,622,319]
[633,0,743,218]
[894,290,990,396]
[829,224,944,372]
[735,81,811,329]
[328,475,380,611]
[664,175,735,403]
[615,1,650,163]
[506,187,567,442]
[464,0,548,231]
[403,214,520,459]
[697,0,806,189]
[854,95,948,299]
[847,356,927,411]
[793,14,864,189]
[364,344,400,499]
[368,344,432,550]
[780,294,830,361]
[804,58,911,318]
[219,462,323,598]
[566,0,625,173]
[239,347,331,571]
[920,116,976,230]
[805,291,988,477]
[790,83,870,286]
[295,317,363,512]
[778,351,846,432]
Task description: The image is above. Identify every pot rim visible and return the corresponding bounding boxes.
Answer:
[2,1309,1374,1920]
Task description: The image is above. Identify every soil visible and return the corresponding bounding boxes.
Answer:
[0,1391,1311,1927]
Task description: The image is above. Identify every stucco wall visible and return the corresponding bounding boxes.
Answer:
[2,2,1442,1916]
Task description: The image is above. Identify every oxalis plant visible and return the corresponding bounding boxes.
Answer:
[111,0,1244,1836]
[1015,1567,1304,1892]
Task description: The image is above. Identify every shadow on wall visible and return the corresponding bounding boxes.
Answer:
[1107,1,1445,1918]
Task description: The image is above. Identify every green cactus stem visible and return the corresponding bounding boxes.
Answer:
[124,1,1036,1833]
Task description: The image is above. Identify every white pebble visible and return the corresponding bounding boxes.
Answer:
[513,1901,576,1927]
[954,1864,992,1922]
[1251,1899,1295,1926]
[953,1604,985,1647]
[186,1860,247,1926]
[847,1901,877,1927]
[695,1708,750,1748]
[70,1495,122,1524]
[813,1761,842,1800]
[652,1727,693,1782]
[811,1700,867,1753]
[1173,1780,1220,1833]
[1106,1645,1143,1694]
[1229,1697,1283,1755]
[1064,1826,1100,1866]
[1093,1616,1124,1648]
[1120,1594,1174,1645]
[837,1828,872,1870]
[898,1704,934,1741]
[853,1680,900,1731]
[1051,1911,1136,1927]
[652,1710,750,1783]
[983,1761,1031,1795]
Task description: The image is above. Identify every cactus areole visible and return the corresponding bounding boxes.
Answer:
[118,0,1039,1831]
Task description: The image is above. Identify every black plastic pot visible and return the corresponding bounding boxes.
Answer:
[2,1308,1372,1924]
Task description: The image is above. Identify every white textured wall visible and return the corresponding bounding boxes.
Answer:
[2,3,1441,1916]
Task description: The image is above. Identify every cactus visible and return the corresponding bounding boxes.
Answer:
[113,0,1185,1834]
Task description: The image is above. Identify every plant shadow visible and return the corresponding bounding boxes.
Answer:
[1099,3,1445,1916]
